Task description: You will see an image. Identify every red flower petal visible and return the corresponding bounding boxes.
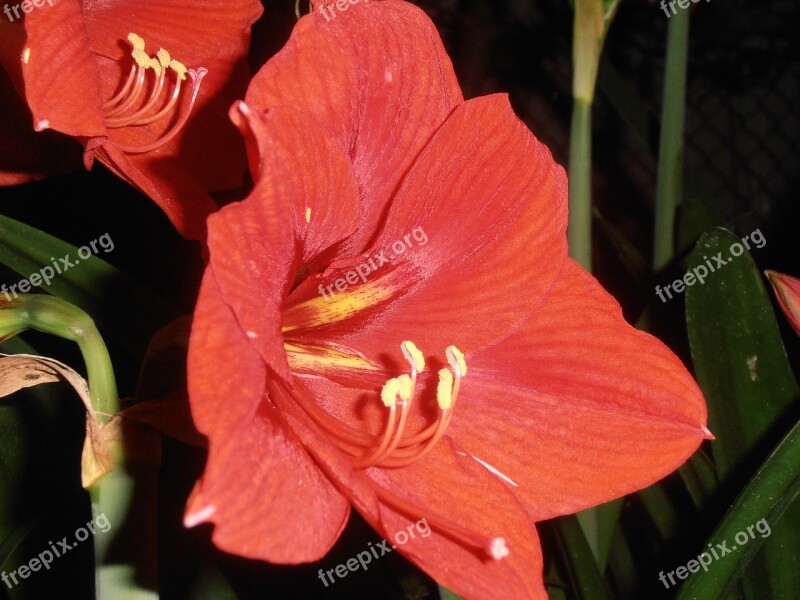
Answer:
[82,0,261,63]
[766,270,800,337]
[186,271,350,562]
[0,66,81,185]
[229,102,361,268]
[119,390,206,448]
[246,0,462,253]
[21,0,106,138]
[96,142,218,241]
[267,378,547,599]
[366,441,547,600]
[205,196,294,382]
[449,260,708,520]
[205,103,363,379]
[284,95,568,360]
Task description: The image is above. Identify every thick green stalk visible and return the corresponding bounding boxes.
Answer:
[0,295,118,420]
[568,99,594,271]
[569,0,624,561]
[653,7,689,271]
[568,0,605,272]
[0,295,157,599]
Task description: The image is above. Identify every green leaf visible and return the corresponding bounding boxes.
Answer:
[638,483,682,541]
[676,418,800,600]
[576,498,622,572]
[0,339,41,552]
[602,0,622,27]
[0,214,176,357]
[685,227,800,599]
[0,518,44,600]
[678,449,718,511]
[188,563,238,600]
[438,585,465,600]
[554,516,613,600]
[686,228,799,478]
[593,499,622,572]
[606,525,636,598]
[0,408,25,548]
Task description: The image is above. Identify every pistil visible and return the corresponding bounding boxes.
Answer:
[373,485,509,561]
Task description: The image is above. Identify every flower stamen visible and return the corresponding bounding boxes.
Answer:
[290,342,465,469]
[102,33,206,154]
[269,374,504,562]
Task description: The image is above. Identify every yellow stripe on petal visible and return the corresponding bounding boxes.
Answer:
[283,280,399,332]
[285,342,379,373]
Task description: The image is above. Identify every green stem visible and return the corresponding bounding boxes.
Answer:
[568,0,623,554]
[653,7,690,271]
[1,295,119,420]
[568,0,605,273]
[0,295,158,598]
[568,98,594,271]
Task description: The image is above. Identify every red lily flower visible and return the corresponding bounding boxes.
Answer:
[0,0,262,240]
[184,2,710,597]
[766,270,800,337]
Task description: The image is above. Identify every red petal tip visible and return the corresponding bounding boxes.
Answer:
[184,483,216,528]
[701,425,715,440]
[765,270,800,336]
[228,100,252,126]
[184,503,216,528]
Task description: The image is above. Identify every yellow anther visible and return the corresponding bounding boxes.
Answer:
[401,340,425,373]
[380,378,400,407]
[131,48,153,70]
[169,59,188,81]
[437,368,454,410]
[149,57,163,76]
[396,374,413,401]
[156,48,171,68]
[446,345,467,377]
[127,33,145,51]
